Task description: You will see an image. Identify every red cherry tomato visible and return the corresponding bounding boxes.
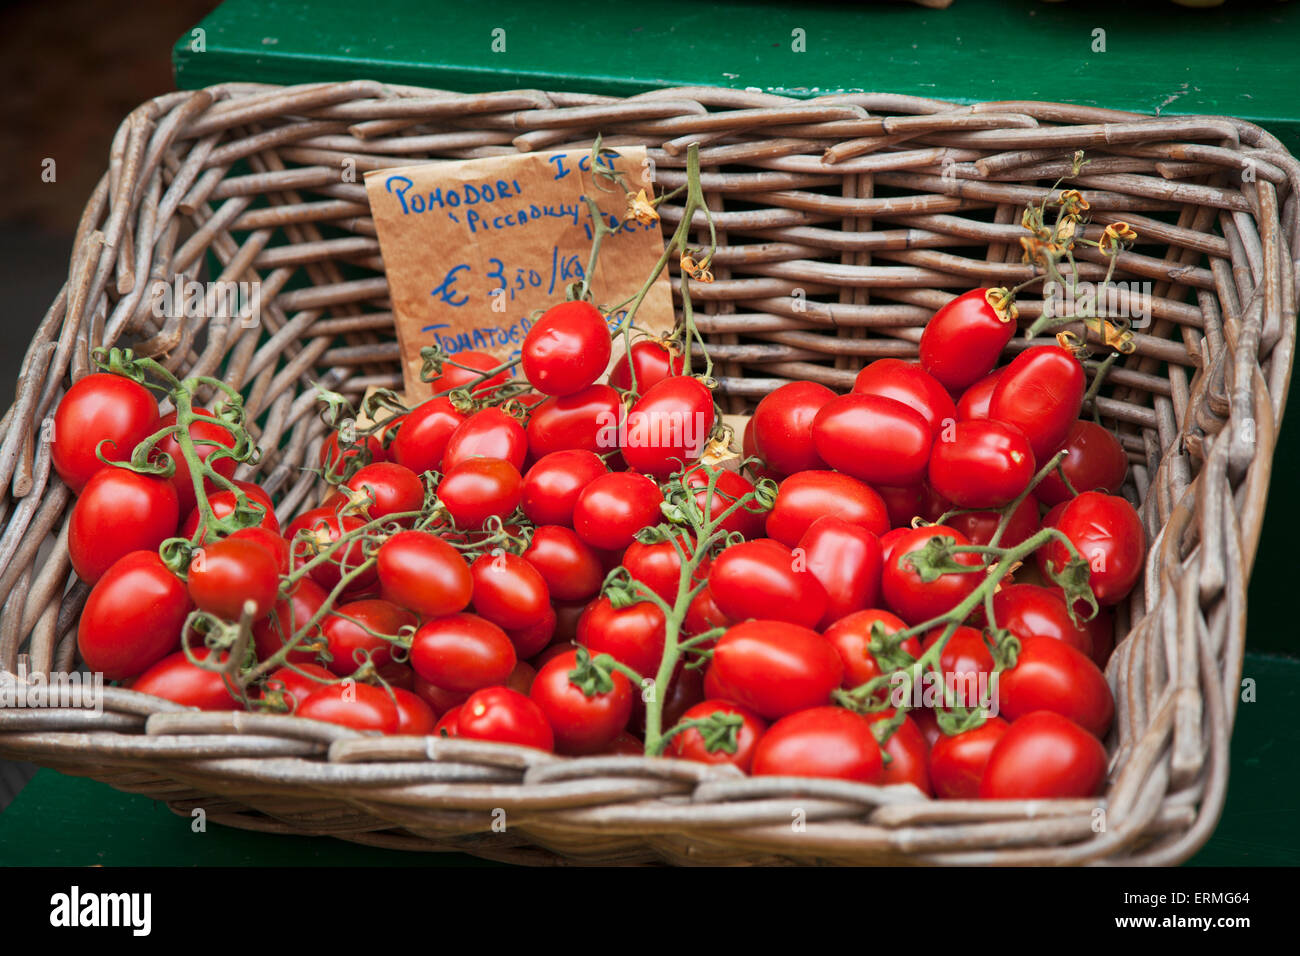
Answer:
[322,599,416,677]
[852,359,957,440]
[153,408,238,515]
[530,649,634,754]
[572,471,663,552]
[610,340,684,392]
[69,468,180,584]
[375,530,472,618]
[442,408,528,472]
[765,470,889,547]
[457,686,554,751]
[928,419,1036,509]
[521,450,608,526]
[955,366,1006,421]
[947,495,1040,549]
[267,662,335,710]
[881,525,984,625]
[990,584,1092,657]
[389,397,465,474]
[751,381,835,474]
[189,536,280,622]
[523,525,604,603]
[521,300,612,396]
[434,705,462,737]
[51,373,161,493]
[182,484,279,540]
[1034,420,1129,506]
[253,578,330,665]
[344,462,424,522]
[409,613,517,693]
[1039,491,1145,606]
[684,584,731,637]
[619,376,716,479]
[862,710,932,794]
[287,507,373,592]
[297,682,399,733]
[438,458,523,529]
[470,551,550,630]
[998,635,1114,738]
[979,711,1107,799]
[708,538,828,630]
[525,385,623,459]
[412,674,469,718]
[131,649,240,711]
[929,717,1010,799]
[428,350,509,396]
[707,620,842,719]
[919,288,1017,391]
[681,466,766,540]
[390,686,438,734]
[751,707,884,783]
[577,596,666,679]
[622,534,697,604]
[668,700,768,772]
[227,526,291,573]
[813,393,932,487]
[798,516,883,628]
[823,608,919,692]
[988,345,1085,460]
[922,625,996,711]
[505,605,557,659]
[77,551,189,681]
[875,483,925,529]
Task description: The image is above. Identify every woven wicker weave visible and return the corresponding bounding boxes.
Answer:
[0,81,1295,865]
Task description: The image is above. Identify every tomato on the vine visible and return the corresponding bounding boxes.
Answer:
[521,450,608,526]
[521,300,612,396]
[707,620,842,719]
[577,596,666,680]
[470,551,551,631]
[979,711,1107,799]
[813,393,932,487]
[929,717,1010,799]
[189,536,280,622]
[456,686,554,751]
[297,682,399,733]
[852,359,957,441]
[668,700,767,772]
[442,408,528,472]
[522,525,604,603]
[987,345,1085,460]
[344,462,425,522]
[798,516,883,627]
[707,538,828,630]
[388,397,465,474]
[751,381,834,475]
[928,419,1035,509]
[437,457,523,529]
[765,470,889,547]
[530,649,633,754]
[572,471,664,552]
[881,526,983,626]
[78,551,189,680]
[51,372,161,494]
[918,288,1016,391]
[750,707,884,783]
[619,375,716,478]
[409,613,517,693]
[525,385,622,459]
[69,468,179,584]
[375,530,473,618]
[131,649,240,711]
[997,635,1114,738]
[610,340,684,392]
[1039,491,1145,606]
[1034,419,1128,506]
[322,599,415,677]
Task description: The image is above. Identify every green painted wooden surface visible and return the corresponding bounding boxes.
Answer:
[171,0,1300,152]
[1,653,1295,866]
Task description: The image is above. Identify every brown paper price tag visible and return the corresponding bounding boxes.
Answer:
[364,147,676,401]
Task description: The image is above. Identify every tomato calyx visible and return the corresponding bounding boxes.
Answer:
[899,535,985,584]
[566,646,619,698]
[660,709,745,757]
[866,620,919,673]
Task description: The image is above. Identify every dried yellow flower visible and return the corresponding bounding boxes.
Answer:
[626,189,659,226]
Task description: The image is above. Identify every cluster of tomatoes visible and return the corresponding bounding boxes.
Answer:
[55,286,1144,802]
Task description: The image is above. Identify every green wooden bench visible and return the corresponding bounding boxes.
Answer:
[13,0,1298,866]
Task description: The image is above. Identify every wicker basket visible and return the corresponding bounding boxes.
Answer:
[0,81,1295,866]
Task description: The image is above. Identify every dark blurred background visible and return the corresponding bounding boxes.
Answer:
[0,0,219,391]
[0,0,217,808]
